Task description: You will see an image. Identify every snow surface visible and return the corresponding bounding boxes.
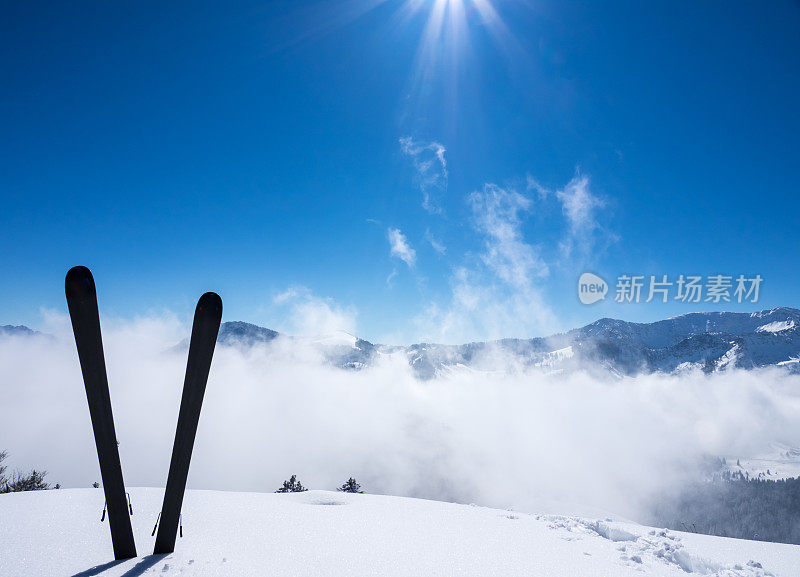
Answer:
[756,321,796,334]
[724,443,800,481]
[536,346,575,371]
[1,488,798,576]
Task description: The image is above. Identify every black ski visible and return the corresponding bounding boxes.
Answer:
[154,292,222,554]
[65,266,137,560]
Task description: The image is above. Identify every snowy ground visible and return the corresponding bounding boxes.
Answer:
[1,489,799,576]
[724,443,800,480]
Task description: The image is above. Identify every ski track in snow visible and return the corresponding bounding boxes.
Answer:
[2,488,799,576]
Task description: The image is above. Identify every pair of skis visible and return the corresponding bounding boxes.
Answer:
[65,266,222,560]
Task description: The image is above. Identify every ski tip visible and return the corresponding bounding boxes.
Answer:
[65,266,96,301]
[197,292,223,320]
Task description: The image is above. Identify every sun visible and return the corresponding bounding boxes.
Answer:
[390,0,515,111]
[284,0,517,115]
[402,0,509,49]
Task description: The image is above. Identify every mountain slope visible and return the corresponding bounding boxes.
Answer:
[1,488,796,576]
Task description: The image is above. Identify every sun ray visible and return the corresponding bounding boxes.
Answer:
[279,0,517,129]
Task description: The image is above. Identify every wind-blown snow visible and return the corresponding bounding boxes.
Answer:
[1,488,797,577]
[303,330,359,348]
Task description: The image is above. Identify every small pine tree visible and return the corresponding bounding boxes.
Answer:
[276,474,307,493]
[0,451,7,492]
[337,477,363,493]
[6,470,51,492]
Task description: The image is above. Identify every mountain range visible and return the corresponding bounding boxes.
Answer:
[4,308,799,379]
[218,308,800,378]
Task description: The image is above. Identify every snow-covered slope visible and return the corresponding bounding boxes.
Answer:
[1,488,798,577]
[724,443,800,481]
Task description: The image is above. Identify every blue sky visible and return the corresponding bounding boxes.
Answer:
[1,1,799,344]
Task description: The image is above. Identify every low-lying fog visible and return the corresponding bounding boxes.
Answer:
[2,313,799,523]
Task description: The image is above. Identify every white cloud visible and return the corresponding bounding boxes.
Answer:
[425,229,446,255]
[469,184,549,287]
[405,166,616,344]
[387,227,417,268]
[272,286,357,336]
[399,136,448,214]
[526,174,549,200]
[556,174,606,258]
[415,184,557,343]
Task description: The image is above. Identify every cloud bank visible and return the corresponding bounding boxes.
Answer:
[2,319,799,524]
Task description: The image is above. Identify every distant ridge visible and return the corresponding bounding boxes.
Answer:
[211,308,800,379]
[0,325,39,338]
[217,321,278,346]
[4,308,799,379]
